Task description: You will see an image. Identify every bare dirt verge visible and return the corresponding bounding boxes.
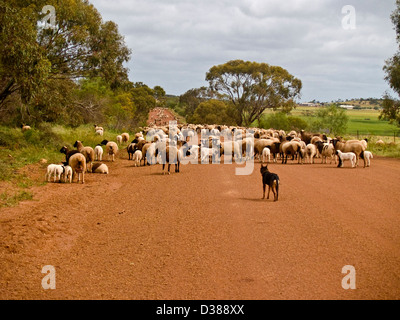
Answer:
[0,153,400,300]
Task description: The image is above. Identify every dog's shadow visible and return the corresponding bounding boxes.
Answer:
[239,197,278,203]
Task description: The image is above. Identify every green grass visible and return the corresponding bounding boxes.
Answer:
[287,107,399,136]
[0,190,33,208]
[0,123,124,208]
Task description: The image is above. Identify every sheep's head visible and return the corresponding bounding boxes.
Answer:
[60,146,68,154]
[315,141,324,153]
[100,139,108,145]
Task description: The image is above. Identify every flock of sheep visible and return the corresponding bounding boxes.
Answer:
[43,122,375,183]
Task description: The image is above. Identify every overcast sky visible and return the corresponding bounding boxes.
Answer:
[90,0,397,102]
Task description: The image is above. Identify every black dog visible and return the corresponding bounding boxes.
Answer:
[260,164,280,201]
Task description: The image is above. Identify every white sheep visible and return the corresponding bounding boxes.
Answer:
[132,150,143,167]
[45,164,65,183]
[94,124,103,132]
[363,151,373,167]
[92,163,109,174]
[95,129,104,136]
[321,143,336,164]
[336,150,356,168]
[200,147,218,163]
[187,145,200,160]
[45,164,56,182]
[116,135,123,144]
[94,145,103,161]
[61,165,73,183]
[262,147,271,163]
[305,143,317,164]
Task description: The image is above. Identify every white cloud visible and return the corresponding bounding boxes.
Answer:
[90,0,398,102]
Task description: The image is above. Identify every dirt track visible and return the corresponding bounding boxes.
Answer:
[0,152,400,300]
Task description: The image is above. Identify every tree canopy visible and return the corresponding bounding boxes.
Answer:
[0,0,148,128]
[178,86,214,118]
[189,99,235,125]
[205,60,302,127]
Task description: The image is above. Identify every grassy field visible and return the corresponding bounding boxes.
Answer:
[292,107,399,136]
[261,106,400,137]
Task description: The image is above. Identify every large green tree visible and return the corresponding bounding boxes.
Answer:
[205,60,302,126]
[189,99,235,125]
[0,0,131,123]
[382,0,400,126]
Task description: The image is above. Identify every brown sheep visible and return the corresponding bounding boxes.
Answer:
[254,138,280,160]
[280,141,304,164]
[121,132,130,144]
[134,139,150,153]
[332,139,366,167]
[21,124,31,132]
[300,130,312,145]
[68,153,86,183]
[73,141,95,172]
[101,140,119,162]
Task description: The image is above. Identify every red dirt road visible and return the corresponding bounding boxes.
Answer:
[0,154,400,300]
[148,108,179,126]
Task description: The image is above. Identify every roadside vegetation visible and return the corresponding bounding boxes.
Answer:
[0,124,122,207]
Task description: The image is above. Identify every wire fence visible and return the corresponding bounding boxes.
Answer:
[347,130,400,143]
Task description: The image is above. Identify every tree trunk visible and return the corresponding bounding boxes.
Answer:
[0,79,16,106]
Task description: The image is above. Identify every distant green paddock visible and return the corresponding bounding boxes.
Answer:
[262,107,399,138]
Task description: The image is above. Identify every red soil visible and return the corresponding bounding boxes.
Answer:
[0,152,400,300]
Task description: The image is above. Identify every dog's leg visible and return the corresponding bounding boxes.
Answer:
[271,184,275,201]
[262,184,265,199]
[267,185,271,199]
